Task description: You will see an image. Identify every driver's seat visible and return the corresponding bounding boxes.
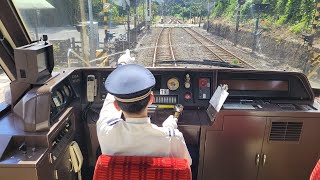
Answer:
[311,159,320,180]
[93,155,191,180]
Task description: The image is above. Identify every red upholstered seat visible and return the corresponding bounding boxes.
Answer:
[93,155,192,180]
[311,159,320,180]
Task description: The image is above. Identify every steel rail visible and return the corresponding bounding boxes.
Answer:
[153,28,176,67]
[183,27,255,69]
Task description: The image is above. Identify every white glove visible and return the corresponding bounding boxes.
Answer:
[162,115,178,129]
[117,49,135,65]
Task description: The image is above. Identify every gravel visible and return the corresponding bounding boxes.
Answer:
[134,28,161,66]
[132,26,319,88]
[192,27,303,72]
[134,27,245,68]
[172,28,220,67]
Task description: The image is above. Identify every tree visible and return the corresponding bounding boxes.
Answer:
[285,0,302,23]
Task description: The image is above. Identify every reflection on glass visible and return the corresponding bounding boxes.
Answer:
[9,0,320,89]
[37,52,47,72]
[0,67,11,104]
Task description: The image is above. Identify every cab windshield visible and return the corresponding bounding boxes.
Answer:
[11,0,320,89]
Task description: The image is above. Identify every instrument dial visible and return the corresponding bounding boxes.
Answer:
[63,85,71,97]
[185,82,191,89]
[167,78,180,91]
[184,74,191,89]
[53,91,64,107]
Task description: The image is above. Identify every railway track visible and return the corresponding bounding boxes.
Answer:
[152,28,176,67]
[182,27,254,68]
[150,19,254,69]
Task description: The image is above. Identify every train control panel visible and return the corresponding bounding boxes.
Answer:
[0,67,319,180]
[82,69,216,109]
[80,68,317,113]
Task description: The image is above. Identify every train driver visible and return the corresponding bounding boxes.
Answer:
[96,64,192,165]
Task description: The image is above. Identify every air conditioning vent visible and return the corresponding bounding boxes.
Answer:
[269,122,303,142]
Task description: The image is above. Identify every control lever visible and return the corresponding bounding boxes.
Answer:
[19,142,27,154]
[173,104,184,119]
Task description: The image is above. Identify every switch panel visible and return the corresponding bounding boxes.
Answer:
[198,78,211,100]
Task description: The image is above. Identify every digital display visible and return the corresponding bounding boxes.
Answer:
[218,80,288,91]
[37,52,47,73]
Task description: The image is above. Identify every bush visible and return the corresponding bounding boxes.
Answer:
[153,16,161,23]
[289,21,307,34]
[275,15,287,26]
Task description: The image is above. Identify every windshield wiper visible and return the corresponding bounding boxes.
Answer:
[157,59,243,68]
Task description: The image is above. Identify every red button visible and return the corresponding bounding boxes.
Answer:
[185,93,191,100]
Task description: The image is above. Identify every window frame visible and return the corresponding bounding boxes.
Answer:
[0,0,32,114]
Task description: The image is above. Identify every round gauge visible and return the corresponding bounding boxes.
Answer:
[56,91,64,104]
[63,85,71,97]
[52,90,65,108]
[167,78,180,91]
[184,82,191,89]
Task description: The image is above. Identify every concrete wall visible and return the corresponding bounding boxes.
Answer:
[204,22,310,69]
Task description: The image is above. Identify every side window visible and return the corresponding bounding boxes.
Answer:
[0,66,11,105]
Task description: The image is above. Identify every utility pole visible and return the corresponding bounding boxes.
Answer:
[162,4,163,17]
[102,0,109,48]
[234,7,240,46]
[207,0,210,31]
[252,3,269,51]
[197,4,200,27]
[79,0,89,65]
[199,10,201,27]
[127,3,130,47]
[183,7,185,22]
[235,0,245,46]
[143,0,145,23]
[253,15,259,51]
[134,0,137,43]
[88,0,95,62]
[145,0,152,30]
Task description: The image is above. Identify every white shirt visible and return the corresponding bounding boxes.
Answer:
[96,94,192,165]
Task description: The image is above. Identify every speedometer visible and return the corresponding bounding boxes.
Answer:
[63,85,71,97]
[53,91,64,107]
[167,78,180,91]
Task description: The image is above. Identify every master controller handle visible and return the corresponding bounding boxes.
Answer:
[173,104,184,119]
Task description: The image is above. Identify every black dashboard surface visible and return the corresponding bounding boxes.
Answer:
[78,68,314,108]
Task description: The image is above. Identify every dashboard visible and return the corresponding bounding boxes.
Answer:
[80,69,216,109]
[35,67,315,128]
[78,68,314,107]
[1,67,319,180]
[50,78,76,125]
[151,71,215,108]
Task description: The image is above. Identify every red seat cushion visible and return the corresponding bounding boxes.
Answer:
[93,155,192,180]
[311,159,320,180]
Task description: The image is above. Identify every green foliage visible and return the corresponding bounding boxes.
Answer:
[92,0,103,21]
[152,2,159,20]
[240,1,254,19]
[213,2,225,17]
[275,15,287,25]
[289,21,307,33]
[153,15,161,23]
[224,0,237,17]
[285,0,302,23]
[207,0,317,35]
[276,0,288,16]
[262,0,277,15]
[300,0,315,25]
[47,0,317,35]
